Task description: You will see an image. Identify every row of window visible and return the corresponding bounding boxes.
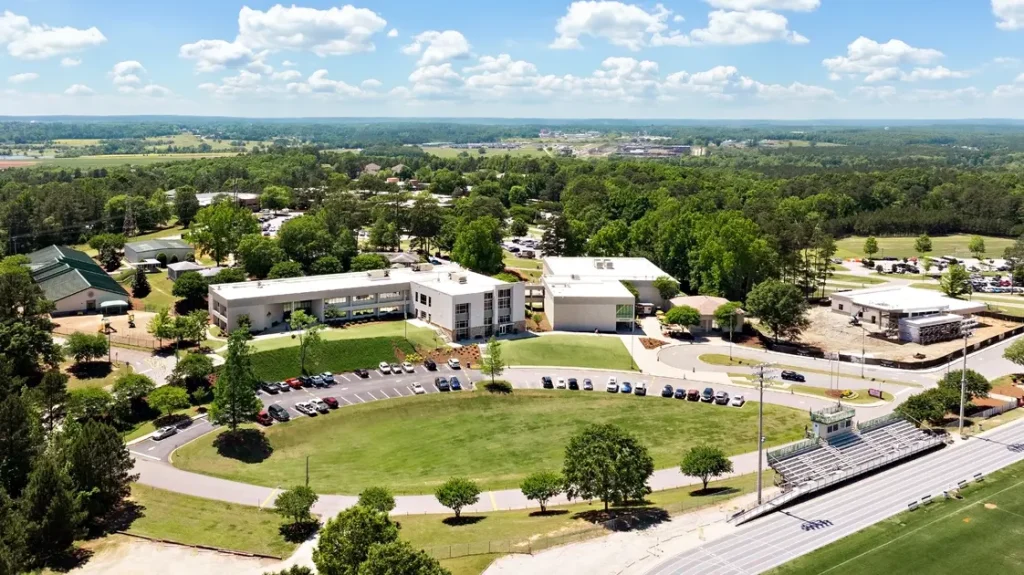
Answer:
[825,420,853,434]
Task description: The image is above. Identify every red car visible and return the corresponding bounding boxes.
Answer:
[286,378,303,390]
[322,397,339,409]
[255,410,273,426]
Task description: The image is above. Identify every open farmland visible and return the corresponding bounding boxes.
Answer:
[834,235,1015,260]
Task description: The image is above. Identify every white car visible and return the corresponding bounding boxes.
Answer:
[608,376,617,385]
[731,394,746,407]
[153,426,178,441]
[379,361,391,374]
[402,362,415,373]
[606,381,619,393]
[448,358,461,369]
[556,377,566,389]
[294,402,316,416]
[412,383,426,395]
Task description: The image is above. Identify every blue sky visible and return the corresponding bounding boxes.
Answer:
[1,0,1023,118]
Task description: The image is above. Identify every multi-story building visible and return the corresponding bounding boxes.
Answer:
[208,263,525,340]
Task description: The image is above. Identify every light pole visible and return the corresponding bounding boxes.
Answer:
[753,362,775,505]
[958,319,974,438]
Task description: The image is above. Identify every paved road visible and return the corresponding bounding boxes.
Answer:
[644,418,1024,575]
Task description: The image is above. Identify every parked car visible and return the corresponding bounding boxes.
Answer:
[781,370,805,382]
[412,383,426,395]
[286,378,303,390]
[299,375,313,387]
[260,381,279,394]
[542,376,554,389]
[390,363,401,374]
[450,376,463,391]
[568,378,579,390]
[714,391,730,405]
[255,410,273,426]
[448,358,461,369]
[294,402,317,416]
[556,377,567,389]
[268,404,290,422]
[634,382,647,396]
[354,368,369,378]
[435,377,450,392]
[310,375,325,388]
[608,376,617,386]
[402,362,415,373]
[674,388,686,399]
[621,382,632,394]
[322,397,339,409]
[423,359,437,370]
[321,372,335,385]
[701,388,715,402]
[606,381,619,393]
[313,399,330,413]
[153,426,178,441]
[661,385,674,398]
[583,378,593,391]
[687,389,700,401]
[379,361,391,374]
[730,394,745,407]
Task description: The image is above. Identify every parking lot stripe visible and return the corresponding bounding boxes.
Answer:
[339,396,353,405]
[354,393,368,403]
[340,374,351,382]
[379,389,391,398]
[130,451,161,461]
[260,488,278,509]
[393,387,403,397]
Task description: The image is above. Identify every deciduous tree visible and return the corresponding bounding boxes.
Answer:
[940,264,971,299]
[313,505,399,575]
[186,202,259,265]
[64,332,109,364]
[278,215,335,270]
[357,486,396,514]
[434,477,480,519]
[969,235,986,259]
[289,310,324,375]
[680,445,734,491]
[66,387,113,421]
[862,236,879,259]
[713,302,743,341]
[357,540,450,575]
[349,254,390,272]
[275,485,319,525]
[451,217,504,275]
[745,280,810,343]
[563,424,654,511]
[652,276,680,302]
[147,386,189,415]
[663,305,700,329]
[268,261,304,279]
[480,336,505,385]
[519,471,564,513]
[236,234,285,279]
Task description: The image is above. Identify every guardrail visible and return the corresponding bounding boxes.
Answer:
[858,412,904,433]
[767,439,820,462]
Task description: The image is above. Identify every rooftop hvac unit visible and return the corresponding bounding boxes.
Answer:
[594,259,605,269]
[366,269,390,279]
[604,260,614,269]
[448,272,468,284]
[412,263,434,272]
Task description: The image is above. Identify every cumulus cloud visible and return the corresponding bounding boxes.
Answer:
[285,69,377,97]
[901,66,972,81]
[685,10,808,45]
[550,1,676,50]
[361,78,383,88]
[705,0,819,9]
[993,0,1024,30]
[0,11,106,60]
[282,60,296,67]
[8,72,38,84]
[272,70,302,81]
[388,28,398,38]
[823,37,944,82]
[180,39,257,73]
[64,84,93,96]
[402,30,470,66]
[109,60,145,85]
[60,57,81,67]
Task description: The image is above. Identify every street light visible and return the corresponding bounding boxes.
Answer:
[752,362,776,505]
[958,318,975,438]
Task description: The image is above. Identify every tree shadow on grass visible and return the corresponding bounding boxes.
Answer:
[573,506,670,532]
[213,428,273,463]
[528,509,569,517]
[442,516,486,527]
[279,521,320,543]
[91,500,145,536]
[689,486,739,497]
[45,546,94,573]
[68,361,112,380]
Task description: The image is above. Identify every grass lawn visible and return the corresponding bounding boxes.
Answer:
[247,321,442,353]
[502,335,638,370]
[39,153,240,169]
[250,335,416,381]
[834,235,1015,260]
[700,354,913,388]
[65,361,131,391]
[173,391,805,494]
[120,271,178,312]
[503,252,542,270]
[72,223,183,257]
[439,554,503,575]
[768,457,1024,575]
[789,384,893,404]
[126,483,297,558]
[828,273,887,285]
[427,147,545,159]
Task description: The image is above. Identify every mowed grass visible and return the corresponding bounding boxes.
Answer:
[250,335,415,381]
[769,457,1024,575]
[125,483,297,558]
[427,147,546,159]
[834,235,1015,260]
[502,335,638,370]
[828,273,887,285]
[39,153,240,169]
[120,270,178,312]
[247,321,442,353]
[173,390,806,494]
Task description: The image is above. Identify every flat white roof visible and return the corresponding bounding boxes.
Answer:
[543,276,634,299]
[209,264,509,302]
[542,257,672,282]
[833,285,985,314]
[901,313,964,327]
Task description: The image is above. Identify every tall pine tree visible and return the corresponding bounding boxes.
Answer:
[0,488,28,575]
[210,329,261,430]
[58,420,138,528]
[21,453,85,564]
[0,394,43,498]
[132,267,151,298]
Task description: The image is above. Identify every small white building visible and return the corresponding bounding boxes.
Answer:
[831,285,985,344]
[124,239,194,264]
[27,246,130,315]
[541,257,674,307]
[669,295,744,333]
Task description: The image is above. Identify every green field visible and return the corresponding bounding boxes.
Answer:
[120,270,178,312]
[834,235,1015,260]
[427,147,546,159]
[247,321,442,353]
[770,457,1024,575]
[827,273,887,285]
[126,483,297,558]
[502,334,638,370]
[173,390,806,494]
[250,334,416,381]
[30,153,241,169]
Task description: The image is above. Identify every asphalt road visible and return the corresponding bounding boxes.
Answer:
[644,418,1024,575]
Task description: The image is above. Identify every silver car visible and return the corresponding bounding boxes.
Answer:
[153,426,178,441]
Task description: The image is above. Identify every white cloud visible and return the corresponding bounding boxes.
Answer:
[286,69,373,97]
[64,84,93,96]
[686,10,808,45]
[823,37,944,82]
[180,39,256,73]
[550,1,676,50]
[8,72,38,84]
[109,60,145,85]
[361,78,382,89]
[705,0,819,10]
[854,85,983,103]
[852,85,897,100]
[993,0,1024,30]
[282,60,296,67]
[0,11,106,60]
[402,30,470,66]
[199,70,268,97]
[388,28,398,38]
[120,84,172,97]
[740,77,837,100]
[272,70,302,81]
[901,66,971,81]
[60,57,81,67]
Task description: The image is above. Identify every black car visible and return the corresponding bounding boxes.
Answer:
[674,388,686,399]
[781,370,805,382]
[568,378,579,390]
[542,376,553,389]
[435,377,450,392]
[260,381,279,394]
[701,387,715,402]
[268,404,290,422]
[298,375,314,387]
[661,385,674,398]
[354,368,369,378]
[424,358,437,370]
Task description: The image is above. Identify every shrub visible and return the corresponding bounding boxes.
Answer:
[156,253,168,268]
[484,380,513,394]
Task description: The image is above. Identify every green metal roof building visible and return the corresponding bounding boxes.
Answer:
[27,246,130,315]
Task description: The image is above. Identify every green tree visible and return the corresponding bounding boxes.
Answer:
[434,477,480,519]
[621,280,639,304]
[663,305,701,329]
[350,254,390,272]
[586,221,629,257]
[112,373,156,415]
[357,540,451,575]
[21,452,85,564]
[148,308,177,346]
[937,369,991,404]
[289,310,324,375]
[0,257,61,378]
[132,267,151,298]
[357,486,396,514]
[172,271,209,305]
[679,445,734,491]
[274,485,319,525]
[369,217,400,252]
[147,386,190,415]
[540,215,586,257]
[897,390,948,427]
[940,264,971,299]
[914,233,932,258]
[563,423,654,511]
[313,505,399,575]
[713,302,744,342]
[64,332,109,364]
[311,255,343,275]
[57,420,138,526]
[279,215,335,270]
[480,336,505,385]
[186,202,259,265]
[519,471,564,513]
[236,234,286,279]
[168,352,215,393]
[27,370,68,433]
[173,185,201,227]
[451,217,504,275]
[428,168,463,196]
[1003,337,1024,369]
[88,233,126,253]
[210,330,261,430]
[0,489,28,575]
[268,261,304,279]
[66,387,113,421]
[264,567,313,575]
[969,235,986,259]
[212,267,248,284]
[509,218,529,238]
[745,280,810,343]
[652,276,680,302]
[862,236,879,259]
[409,193,445,255]
[0,394,43,497]
[180,310,209,344]
[261,185,293,211]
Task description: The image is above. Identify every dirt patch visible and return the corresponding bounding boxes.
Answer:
[985,503,998,509]
[70,534,278,575]
[0,160,39,170]
[640,338,667,350]
[425,344,481,368]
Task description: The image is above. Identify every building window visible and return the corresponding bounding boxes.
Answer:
[353,294,375,303]
[283,300,312,313]
[484,292,493,311]
[419,293,428,305]
[837,304,844,311]
[378,306,401,315]
[499,314,511,324]
[326,297,348,306]
[484,316,493,325]
[352,308,375,318]
[456,303,469,315]
[456,319,468,330]
[379,291,404,301]
[615,304,634,320]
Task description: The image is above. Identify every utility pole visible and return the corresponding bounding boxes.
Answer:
[305,455,310,487]
[958,319,974,438]
[122,193,138,238]
[752,362,775,505]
